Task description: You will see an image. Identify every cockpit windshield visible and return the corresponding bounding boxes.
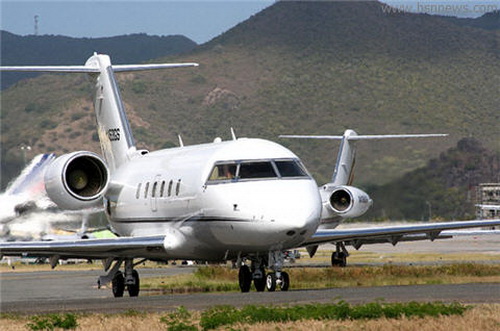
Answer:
[274,160,308,177]
[239,162,277,179]
[209,163,237,181]
[206,159,309,184]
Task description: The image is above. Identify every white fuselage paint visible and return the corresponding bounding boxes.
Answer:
[105,138,322,261]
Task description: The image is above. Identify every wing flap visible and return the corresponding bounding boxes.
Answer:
[0,235,166,260]
[304,219,500,246]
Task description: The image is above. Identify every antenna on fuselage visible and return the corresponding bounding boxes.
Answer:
[178,135,184,147]
[230,128,237,141]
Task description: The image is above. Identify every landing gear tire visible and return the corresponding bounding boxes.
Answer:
[331,252,347,267]
[279,272,290,291]
[112,271,125,298]
[254,268,266,292]
[266,272,277,292]
[239,265,252,293]
[127,269,140,297]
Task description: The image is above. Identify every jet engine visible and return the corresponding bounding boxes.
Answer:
[44,151,109,210]
[321,185,373,219]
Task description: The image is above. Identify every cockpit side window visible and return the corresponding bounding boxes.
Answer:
[275,160,308,178]
[239,162,277,179]
[209,163,237,181]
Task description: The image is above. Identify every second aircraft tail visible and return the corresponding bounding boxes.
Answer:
[280,130,448,186]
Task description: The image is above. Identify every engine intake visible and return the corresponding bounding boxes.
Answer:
[44,151,109,210]
[330,189,352,212]
[322,185,373,219]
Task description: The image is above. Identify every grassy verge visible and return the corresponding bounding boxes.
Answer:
[140,263,500,294]
[2,247,498,273]
[2,303,499,331]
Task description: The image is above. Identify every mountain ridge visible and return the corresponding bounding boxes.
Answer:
[1,1,498,219]
[0,30,197,89]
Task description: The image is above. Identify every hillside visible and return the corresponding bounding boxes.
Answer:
[444,10,500,30]
[1,1,499,199]
[365,138,500,220]
[0,31,197,89]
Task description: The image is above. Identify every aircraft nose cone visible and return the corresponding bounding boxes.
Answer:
[275,182,322,237]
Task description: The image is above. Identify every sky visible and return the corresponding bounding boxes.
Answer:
[1,1,499,44]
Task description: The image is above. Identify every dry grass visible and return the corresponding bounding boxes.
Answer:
[301,249,500,265]
[0,261,169,273]
[139,263,500,293]
[2,246,499,274]
[1,305,498,331]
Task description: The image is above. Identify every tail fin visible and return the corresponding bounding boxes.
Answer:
[1,54,198,172]
[280,130,447,185]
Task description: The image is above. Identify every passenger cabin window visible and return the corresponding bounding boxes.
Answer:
[152,182,158,198]
[136,183,142,199]
[168,180,173,196]
[160,181,166,197]
[144,182,149,198]
[176,179,181,196]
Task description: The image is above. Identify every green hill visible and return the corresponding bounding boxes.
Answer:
[2,0,499,216]
[0,31,197,90]
[365,138,500,220]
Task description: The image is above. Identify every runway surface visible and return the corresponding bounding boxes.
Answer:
[1,268,499,314]
[1,234,498,314]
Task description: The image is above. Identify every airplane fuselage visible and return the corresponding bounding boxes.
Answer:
[105,138,322,260]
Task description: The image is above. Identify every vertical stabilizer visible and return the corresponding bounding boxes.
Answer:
[331,130,357,185]
[0,54,198,173]
[86,54,136,172]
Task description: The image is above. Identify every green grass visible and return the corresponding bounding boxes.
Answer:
[140,263,500,293]
[196,301,470,330]
[26,313,78,330]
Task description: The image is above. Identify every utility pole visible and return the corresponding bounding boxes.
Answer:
[34,15,39,36]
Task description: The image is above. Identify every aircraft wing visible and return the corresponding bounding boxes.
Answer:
[303,219,500,248]
[0,235,167,260]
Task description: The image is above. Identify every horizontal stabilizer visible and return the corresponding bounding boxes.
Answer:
[280,134,448,140]
[0,63,198,73]
[0,66,99,73]
[113,63,199,72]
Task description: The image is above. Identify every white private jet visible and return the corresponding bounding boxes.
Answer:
[1,53,499,297]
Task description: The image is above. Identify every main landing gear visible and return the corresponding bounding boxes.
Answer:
[99,258,142,297]
[331,242,348,267]
[238,251,290,292]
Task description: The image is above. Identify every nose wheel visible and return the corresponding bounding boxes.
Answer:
[266,272,289,292]
[238,251,290,292]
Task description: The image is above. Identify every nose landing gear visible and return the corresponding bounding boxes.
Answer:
[238,250,290,293]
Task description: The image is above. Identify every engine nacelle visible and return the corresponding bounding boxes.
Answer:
[321,185,373,219]
[44,151,109,210]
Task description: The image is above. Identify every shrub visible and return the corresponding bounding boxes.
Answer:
[26,313,78,330]
[159,306,197,331]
